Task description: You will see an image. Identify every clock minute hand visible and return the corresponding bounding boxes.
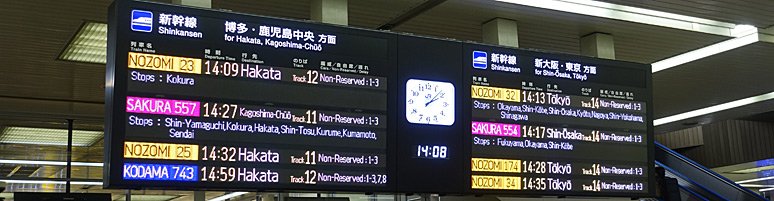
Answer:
[425,91,443,106]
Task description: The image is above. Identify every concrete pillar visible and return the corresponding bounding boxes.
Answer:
[482,18,519,48]
[260,193,276,201]
[580,32,615,59]
[194,191,206,201]
[311,0,348,25]
[172,0,211,8]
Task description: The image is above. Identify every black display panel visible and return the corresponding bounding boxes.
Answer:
[106,0,396,192]
[106,0,654,197]
[463,44,654,197]
[395,36,465,193]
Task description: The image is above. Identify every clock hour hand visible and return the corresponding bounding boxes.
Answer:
[425,91,444,106]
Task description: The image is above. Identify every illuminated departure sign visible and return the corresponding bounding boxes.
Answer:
[464,45,652,197]
[107,0,392,192]
[106,0,652,197]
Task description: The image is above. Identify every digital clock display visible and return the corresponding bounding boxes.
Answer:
[415,145,448,159]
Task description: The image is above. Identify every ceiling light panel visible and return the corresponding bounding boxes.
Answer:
[117,195,180,201]
[0,179,102,185]
[0,159,102,167]
[59,22,107,64]
[209,192,249,201]
[494,0,736,36]
[654,91,774,126]
[651,32,759,73]
[0,127,103,146]
[730,166,774,174]
[739,184,774,188]
[737,176,774,184]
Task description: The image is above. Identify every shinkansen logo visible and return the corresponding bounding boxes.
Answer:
[131,10,153,32]
[473,51,487,69]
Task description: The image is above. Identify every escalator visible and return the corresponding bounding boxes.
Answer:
[655,142,768,201]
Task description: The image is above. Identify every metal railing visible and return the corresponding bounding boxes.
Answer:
[656,142,768,201]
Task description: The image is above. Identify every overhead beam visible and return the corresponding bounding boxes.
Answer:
[377,0,447,30]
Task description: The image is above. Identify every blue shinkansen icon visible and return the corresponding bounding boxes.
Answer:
[472,51,487,69]
[123,163,198,181]
[131,10,153,32]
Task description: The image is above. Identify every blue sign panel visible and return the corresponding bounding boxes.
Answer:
[131,10,153,32]
[472,51,487,69]
[123,163,198,181]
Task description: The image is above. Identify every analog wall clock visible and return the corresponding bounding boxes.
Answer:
[405,79,455,126]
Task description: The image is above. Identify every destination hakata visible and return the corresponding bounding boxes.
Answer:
[127,52,202,74]
[126,96,200,116]
[124,142,198,160]
[472,121,521,137]
[471,85,520,102]
[472,175,521,190]
[471,158,521,173]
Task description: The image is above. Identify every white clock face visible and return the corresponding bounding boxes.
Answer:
[405,79,455,126]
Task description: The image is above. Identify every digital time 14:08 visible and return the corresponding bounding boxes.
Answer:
[416,145,447,159]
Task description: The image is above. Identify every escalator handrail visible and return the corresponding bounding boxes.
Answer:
[656,142,767,200]
[656,142,742,189]
[657,160,728,201]
[678,183,712,201]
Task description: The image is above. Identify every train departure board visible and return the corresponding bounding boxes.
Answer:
[464,44,653,197]
[106,0,653,197]
[105,0,395,192]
